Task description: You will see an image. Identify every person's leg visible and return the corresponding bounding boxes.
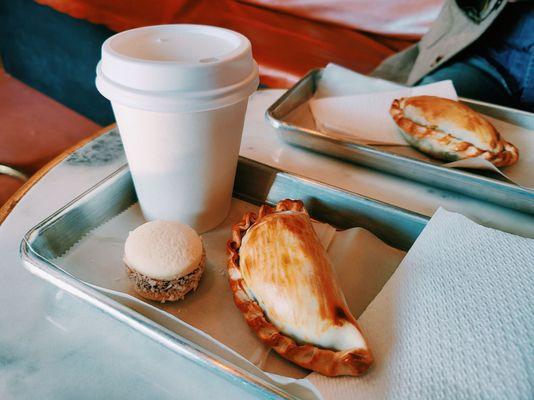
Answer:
[419,56,517,108]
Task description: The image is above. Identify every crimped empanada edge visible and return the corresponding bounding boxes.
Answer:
[390,97,519,167]
[226,199,373,377]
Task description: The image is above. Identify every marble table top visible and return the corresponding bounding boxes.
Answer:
[1,90,532,399]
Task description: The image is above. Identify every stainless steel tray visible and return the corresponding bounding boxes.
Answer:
[21,156,427,399]
[266,69,534,215]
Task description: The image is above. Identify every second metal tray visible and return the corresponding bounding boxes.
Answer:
[266,69,534,215]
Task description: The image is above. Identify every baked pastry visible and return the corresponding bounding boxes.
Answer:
[124,220,205,303]
[390,96,519,167]
[227,199,373,377]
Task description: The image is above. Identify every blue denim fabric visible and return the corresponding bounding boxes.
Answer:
[480,2,534,110]
[419,56,516,107]
[421,3,533,112]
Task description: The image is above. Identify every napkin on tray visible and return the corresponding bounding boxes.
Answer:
[309,208,534,399]
[310,79,457,145]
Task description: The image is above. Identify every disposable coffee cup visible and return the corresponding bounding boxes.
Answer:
[96,25,259,232]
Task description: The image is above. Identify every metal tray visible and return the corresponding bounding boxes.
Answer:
[266,69,534,215]
[21,156,427,399]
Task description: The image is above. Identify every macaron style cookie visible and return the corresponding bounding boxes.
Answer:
[124,220,205,303]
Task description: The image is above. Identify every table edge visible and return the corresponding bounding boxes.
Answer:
[0,124,115,224]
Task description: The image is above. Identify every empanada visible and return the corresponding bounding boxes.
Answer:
[390,96,519,167]
[227,199,373,377]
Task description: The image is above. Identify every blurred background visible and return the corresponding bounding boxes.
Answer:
[0,0,443,205]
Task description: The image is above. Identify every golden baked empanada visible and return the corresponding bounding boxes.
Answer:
[390,96,519,167]
[227,199,373,377]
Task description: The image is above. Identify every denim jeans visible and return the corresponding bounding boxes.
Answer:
[420,3,533,112]
[419,56,518,108]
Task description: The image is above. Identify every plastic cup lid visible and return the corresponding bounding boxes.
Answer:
[96,24,259,112]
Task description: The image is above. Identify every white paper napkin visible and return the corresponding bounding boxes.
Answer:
[309,208,534,399]
[309,80,457,145]
[314,63,403,99]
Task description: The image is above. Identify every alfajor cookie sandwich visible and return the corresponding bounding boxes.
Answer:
[124,220,205,303]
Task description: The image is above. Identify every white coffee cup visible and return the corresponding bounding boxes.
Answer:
[96,25,259,232]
